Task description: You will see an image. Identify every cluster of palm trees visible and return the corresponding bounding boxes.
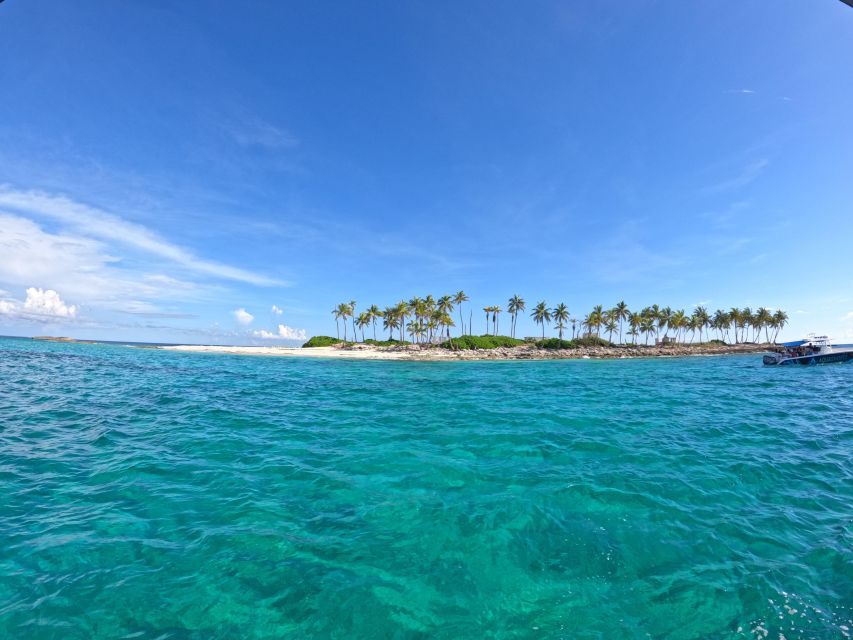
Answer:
[333,295,789,346]
[332,292,470,344]
[564,302,788,345]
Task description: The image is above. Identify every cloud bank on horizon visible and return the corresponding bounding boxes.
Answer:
[1,2,852,344]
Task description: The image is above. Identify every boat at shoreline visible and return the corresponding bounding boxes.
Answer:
[763,335,853,366]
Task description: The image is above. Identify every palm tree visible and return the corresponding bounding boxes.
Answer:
[571,318,578,340]
[604,317,617,344]
[659,306,673,341]
[508,295,525,339]
[438,294,454,321]
[483,306,491,335]
[740,307,753,343]
[437,312,455,343]
[754,307,772,343]
[493,306,502,335]
[367,304,383,341]
[687,314,700,343]
[349,300,357,341]
[335,302,352,341]
[627,325,639,344]
[670,309,687,343]
[711,309,728,342]
[588,305,604,337]
[728,307,741,344]
[382,306,399,340]
[640,315,655,345]
[395,301,409,342]
[356,312,370,342]
[771,310,788,343]
[453,291,469,335]
[553,303,569,340]
[406,319,421,343]
[613,301,629,345]
[331,307,342,339]
[692,306,709,343]
[532,301,551,339]
[628,312,642,345]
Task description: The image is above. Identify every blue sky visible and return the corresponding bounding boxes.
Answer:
[1,1,852,344]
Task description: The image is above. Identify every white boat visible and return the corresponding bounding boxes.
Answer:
[763,334,853,366]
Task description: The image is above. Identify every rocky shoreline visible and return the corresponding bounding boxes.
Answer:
[327,342,769,361]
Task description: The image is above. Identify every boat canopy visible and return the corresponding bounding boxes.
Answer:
[780,340,806,347]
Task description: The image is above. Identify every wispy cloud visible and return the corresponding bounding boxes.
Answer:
[725,89,756,95]
[0,186,284,286]
[219,113,299,151]
[700,159,769,196]
[0,211,224,322]
[587,220,682,284]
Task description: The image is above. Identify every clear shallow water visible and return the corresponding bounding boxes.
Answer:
[1,337,851,639]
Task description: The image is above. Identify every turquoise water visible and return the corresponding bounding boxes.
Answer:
[1,337,851,639]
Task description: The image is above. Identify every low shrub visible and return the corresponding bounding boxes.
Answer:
[708,339,726,345]
[533,336,613,349]
[302,335,344,348]
[536,338,576,350]
[363,338,411,346]
[573,336,612,347]
[438,335,525,350]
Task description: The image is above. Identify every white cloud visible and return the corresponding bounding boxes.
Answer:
[726,89,756,94]
[271,304,283,315]
[252,324,307,341]
[0,287,78,321]
[233,308,254,325]
[0,186,283,286]
[23,287,78,318]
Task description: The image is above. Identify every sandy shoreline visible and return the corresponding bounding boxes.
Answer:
[158,343,769,361]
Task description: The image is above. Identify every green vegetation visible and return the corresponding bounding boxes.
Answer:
[302,335,344,348]
[536,338,575,350]
[573,336,612,347]
[438,335,525,350]
[363,338,410,347]
[327,294,789,347]
[534,336,612,350]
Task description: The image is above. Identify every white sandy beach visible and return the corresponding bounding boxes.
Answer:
[158,345,428,360]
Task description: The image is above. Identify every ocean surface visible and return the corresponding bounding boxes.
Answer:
[1,336,851,639]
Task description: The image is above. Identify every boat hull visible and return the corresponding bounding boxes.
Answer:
[765,350,853,366]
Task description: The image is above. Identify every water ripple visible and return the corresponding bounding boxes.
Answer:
[1,338,851,639]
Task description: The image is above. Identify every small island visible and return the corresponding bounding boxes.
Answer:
[32,336,96,344]
[162,297,786,361]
